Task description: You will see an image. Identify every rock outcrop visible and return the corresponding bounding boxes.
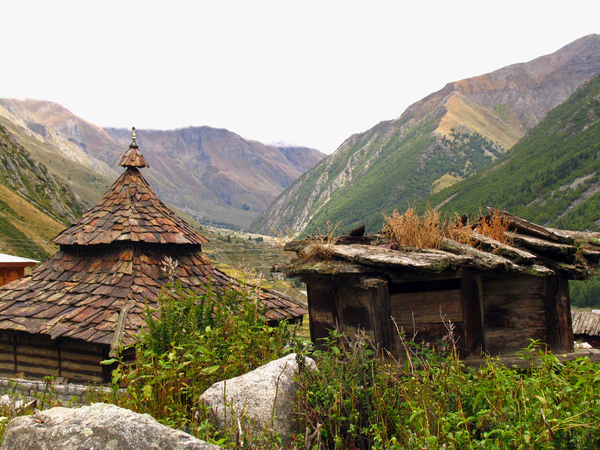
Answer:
[199,353,316,447]
[0,403,220,450]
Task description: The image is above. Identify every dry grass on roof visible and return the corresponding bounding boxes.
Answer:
[382,207,512,250]
[295,222,340,264]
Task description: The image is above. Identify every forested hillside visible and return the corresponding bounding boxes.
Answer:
[250,35,600,236]
[427,71,600,231]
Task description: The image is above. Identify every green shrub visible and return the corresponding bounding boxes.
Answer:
[105,281,297,447]
[294,332,600,449]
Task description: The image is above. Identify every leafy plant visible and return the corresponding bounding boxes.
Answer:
[103,280,297,448]
[294,331,600,449]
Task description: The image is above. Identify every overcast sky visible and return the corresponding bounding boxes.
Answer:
[1,1,599,154]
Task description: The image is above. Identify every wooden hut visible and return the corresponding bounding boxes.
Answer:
[0,130,306,383]
[572,310,600,348]
[281,210,600,360]
[0,254,37,287]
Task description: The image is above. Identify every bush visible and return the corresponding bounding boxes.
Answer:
[294,331,600,449]
[105,281,297,447]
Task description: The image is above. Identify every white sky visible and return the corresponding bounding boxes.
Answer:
[1,1,599,154]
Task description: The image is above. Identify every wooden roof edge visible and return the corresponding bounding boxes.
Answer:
[489,208,575,244]
[261,287,307,309]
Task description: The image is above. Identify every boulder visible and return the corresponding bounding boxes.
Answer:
[0,403,221,450]
[199,353,316,447]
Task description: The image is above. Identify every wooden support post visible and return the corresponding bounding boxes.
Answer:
[302,275,338,347]
[544,276,574,353]
[367,279,396,357]
[461,277,484,357]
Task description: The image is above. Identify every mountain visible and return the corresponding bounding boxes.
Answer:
[250,34,600,236]
[0,99,325,229]
[425,70,600,231]
[0,123,86,259]
[104,127,325,228]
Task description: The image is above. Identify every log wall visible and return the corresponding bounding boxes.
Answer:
[304,272,574,358]
[0,333,108,383]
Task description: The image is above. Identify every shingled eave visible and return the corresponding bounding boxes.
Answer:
[0,248,306,348]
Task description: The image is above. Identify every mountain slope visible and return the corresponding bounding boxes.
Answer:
[0,124,86,259]
[425,70,600,230]
[250,34,600,235]
[104,127,326,228]
[0,99,325,229]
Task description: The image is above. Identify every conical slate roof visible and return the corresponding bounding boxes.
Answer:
[0,131,306,355]
[53,167,208,246]
[54,130,205,247]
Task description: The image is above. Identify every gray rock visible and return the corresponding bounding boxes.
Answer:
[199,353,316,447]
[0,403,221,450]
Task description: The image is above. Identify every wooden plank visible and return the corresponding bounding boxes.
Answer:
[483,275,544,307]
[302,275,339,345]
[368,281,397,357]
[489,208,574,244]
[336,284,374,331]
[0,362,15,372]
[544,277,574,353]
[390,290,462,325]
[461,277,484,356]
[484,327,548,355]
[17,344,58,359]
[60,369,102,384]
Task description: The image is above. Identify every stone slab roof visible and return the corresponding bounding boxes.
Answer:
[572,310,600,337]
[281,210,600,281]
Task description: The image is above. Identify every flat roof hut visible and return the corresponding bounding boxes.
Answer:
[0,129,306,383]
[281,210,600,361]
[0,254,37,287]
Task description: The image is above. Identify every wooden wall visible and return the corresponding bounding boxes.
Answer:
[0,333,109,383]
[303,274,396,355]
[481,275,548,355]
[304,270,575,358]
[389,278,465,354]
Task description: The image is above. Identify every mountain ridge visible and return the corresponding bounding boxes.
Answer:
[250,34,600,236]
[0,99,325,229]
[424,70,600,231]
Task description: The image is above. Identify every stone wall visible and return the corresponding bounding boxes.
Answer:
[0,377,113,406]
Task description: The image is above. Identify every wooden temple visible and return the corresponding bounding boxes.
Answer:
[0,129,306,383]
[281,210,600,359]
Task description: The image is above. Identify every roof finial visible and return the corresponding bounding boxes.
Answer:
[118,126,149,168]
[130,127,138,148]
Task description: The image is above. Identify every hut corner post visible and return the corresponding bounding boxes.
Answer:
[544,276,574,354]
[302,276,339,346]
